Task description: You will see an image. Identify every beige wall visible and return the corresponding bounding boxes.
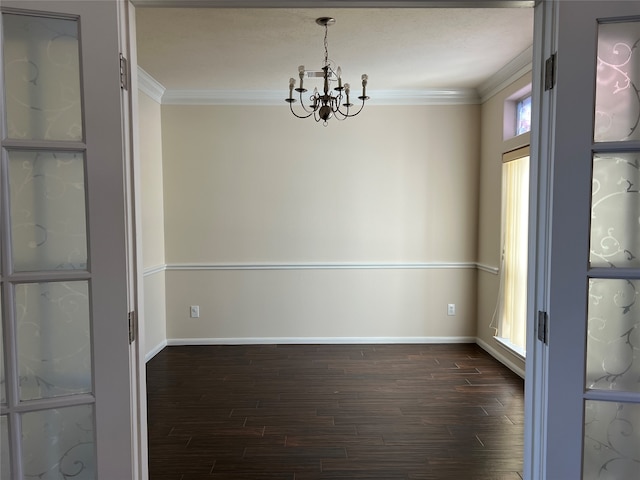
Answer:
[476,72,531,375]
[166,269,477,340]
[162,105,479,264]
[138,91,167,357]
[161,104,480,341]
[139,75,536,365]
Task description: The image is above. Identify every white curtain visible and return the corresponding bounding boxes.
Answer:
[499,152,530,352]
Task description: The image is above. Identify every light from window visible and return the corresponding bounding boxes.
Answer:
[497,148,530,357]
[516,96,532,136]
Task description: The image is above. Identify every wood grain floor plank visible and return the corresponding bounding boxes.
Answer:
[147,343,524,479]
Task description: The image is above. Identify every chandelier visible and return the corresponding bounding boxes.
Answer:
[286,17,369,126]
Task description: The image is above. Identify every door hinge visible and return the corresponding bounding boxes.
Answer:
[128,310,137,344]
[120,53,129,91]
[537,311,549,345]
[544,53,556,91]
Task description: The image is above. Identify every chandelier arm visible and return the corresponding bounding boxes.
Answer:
[334,107,352,121]
[289,101,314,119]
[335,98,367,118]
[331,103,349,120]
[299,89,322,115]
[297,102,314,114]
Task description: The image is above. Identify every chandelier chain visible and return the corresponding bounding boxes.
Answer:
[324,24,329,67]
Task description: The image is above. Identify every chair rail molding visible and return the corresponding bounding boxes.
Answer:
[144,262,499,275]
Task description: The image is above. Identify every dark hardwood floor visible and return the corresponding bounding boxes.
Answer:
[146,343,524,480]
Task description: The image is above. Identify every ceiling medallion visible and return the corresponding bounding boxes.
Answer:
[286,17,369,126]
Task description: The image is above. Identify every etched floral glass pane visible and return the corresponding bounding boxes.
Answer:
[8,151,87,272]
[1,415,10,480]
[594,21,640,142]
[586,278,639,392]
[22,405,95,480]
[16,282,92,401]
[2,13,82,141]
[583,400,640,479]
[589,152,640,268]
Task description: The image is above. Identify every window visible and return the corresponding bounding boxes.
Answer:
[503,85,532,140]
[516,96,532,135]
[495,146,530,358]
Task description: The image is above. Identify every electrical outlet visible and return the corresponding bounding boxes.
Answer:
[447,304,456,316]
[190,305,200,318]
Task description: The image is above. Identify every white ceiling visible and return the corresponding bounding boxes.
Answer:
[134,7,534,103]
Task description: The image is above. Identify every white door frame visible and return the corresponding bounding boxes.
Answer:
[525,2,553,478]
[127,1,542,480]
[119,2,148,479]
[129,1,640,477]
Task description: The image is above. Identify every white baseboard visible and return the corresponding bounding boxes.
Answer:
[167,336,477,346]
[150,336,524,378]
[475,337,525,379]
[145,339,168,362]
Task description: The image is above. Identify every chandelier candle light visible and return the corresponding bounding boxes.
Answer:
[286,17,369,126]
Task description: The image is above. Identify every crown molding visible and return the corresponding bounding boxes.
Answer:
[162,89,282,105]
[139,63,541,107]
[477,45,533,103]
[137,67,165,103]
[132,1,534,8]
[141,79,481,106]
[162,88,480,105]
[367,89,480,105]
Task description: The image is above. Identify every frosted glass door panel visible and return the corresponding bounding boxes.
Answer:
[583,400,640,479]
[594,21,640,142]
[589,152,640,268]
[16,282,91,401]
[2,13,83,141]
[8,151,87,272]
[586,278,639,392]
[1,2,132,476]
[1,415,9,479]
[1,291,5,405]
[22,405,95,480]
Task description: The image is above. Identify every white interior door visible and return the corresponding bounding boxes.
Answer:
[0,1,134,478]
[539,1,640,478]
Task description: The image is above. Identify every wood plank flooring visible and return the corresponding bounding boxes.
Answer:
[146,343,524,480]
